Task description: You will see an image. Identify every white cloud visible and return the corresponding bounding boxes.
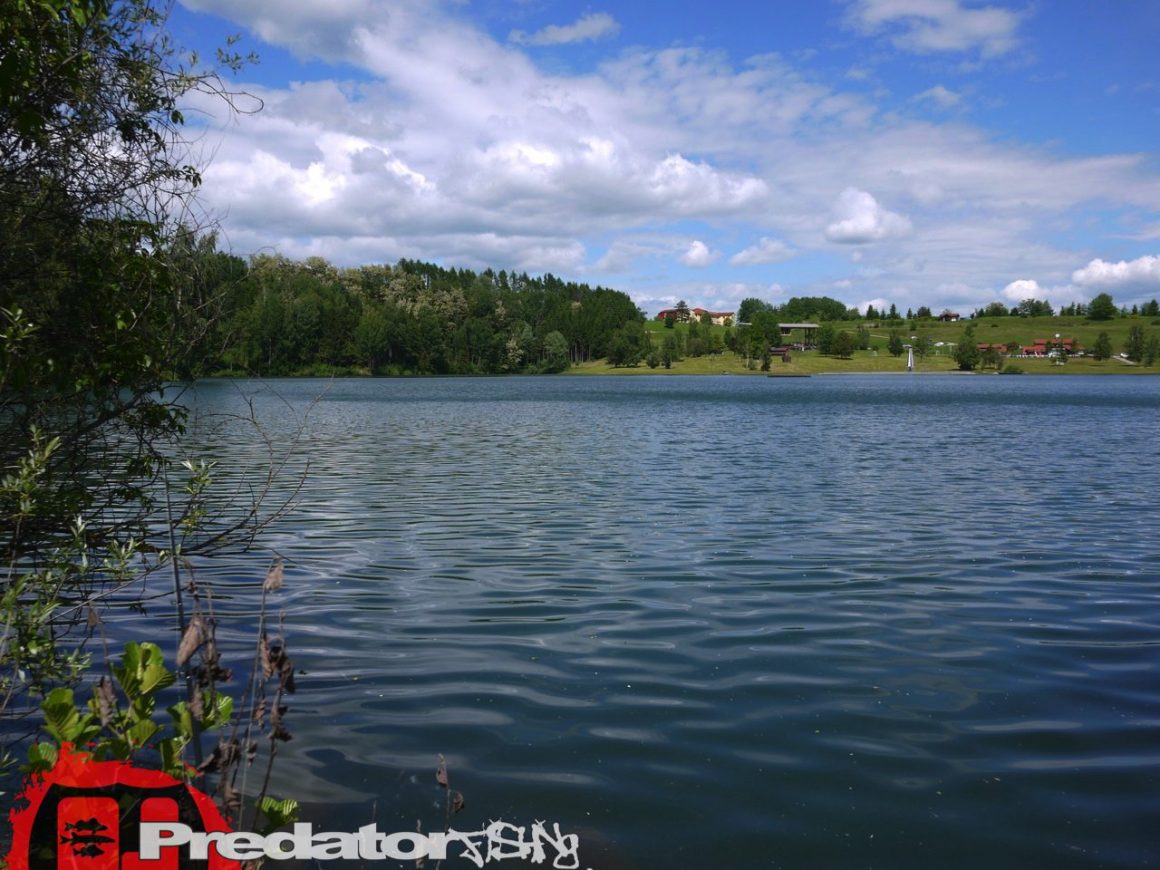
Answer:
[999,279,1087,310]
[845,0,1023,58]
[730,237,795,265]
[1072,255,1160,289]
[680,240,719,267]
[594,241,646,273]
[171,0,1160,315]
[1001,278,1043,302]
[857,297,891,314]
[634,281,786,316]
[913,84,961,109]
[825,188,913,244]
[510,12,620,46]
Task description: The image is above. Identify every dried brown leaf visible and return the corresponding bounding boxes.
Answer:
[271,724,293,742]
[259,635,273,680]
[197,738,239,775]
[94,676,116,726]
[220,778,241,817]
[450,791,465,815]
[435,757,448,788]
[264,559,284,592]
[189,688,204,723]
[177,615,206,667]
[86,606,101,628]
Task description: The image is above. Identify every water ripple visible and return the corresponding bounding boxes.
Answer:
[158,376,1160,869]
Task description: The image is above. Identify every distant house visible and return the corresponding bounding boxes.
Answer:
[655,307,735,325]
[692,307,735,326]
[779,322,819,337]
[1018,337,1078,358]
[938,310,962,322]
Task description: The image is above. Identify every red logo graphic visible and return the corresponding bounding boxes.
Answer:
[6,744,240,870]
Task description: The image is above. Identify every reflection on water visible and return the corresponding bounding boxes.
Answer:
[154,375,1160,868]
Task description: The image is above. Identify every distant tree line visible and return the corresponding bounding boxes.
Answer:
[168,247,1160,376]
[174,249,645,375]
[736,292,1160,326]
[961,294,1160,321]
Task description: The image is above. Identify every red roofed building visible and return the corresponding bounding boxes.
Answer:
[655,307,735,325]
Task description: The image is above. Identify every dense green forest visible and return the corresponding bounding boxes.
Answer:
[185,243,646,376]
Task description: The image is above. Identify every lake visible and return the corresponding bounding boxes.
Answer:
[174,374,1160,868]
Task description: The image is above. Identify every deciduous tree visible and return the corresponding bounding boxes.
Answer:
[953,325,981,370]
[1088,292,1117,321]
[887,330,905,357]
[1092,331,1113,361]
[1125,325,1146,362]
[833,331,856,359]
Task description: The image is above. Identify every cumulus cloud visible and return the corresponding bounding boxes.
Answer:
[845,0,1023,58]
[171,0,1160,315]
[729,237,795,265]
[999,279,1087,310]
[510,12,620,46]
[857,297,891,314]
[1001,278,1043,302]
[913,84,961,109]
[1072,255,1160,289]
[824,188,913,244]
[680,240,719,267]
[636,281,786,316]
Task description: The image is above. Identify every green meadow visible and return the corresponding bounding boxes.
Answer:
[566,315,1160,375]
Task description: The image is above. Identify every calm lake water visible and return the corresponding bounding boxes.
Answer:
[174,375,1160,869]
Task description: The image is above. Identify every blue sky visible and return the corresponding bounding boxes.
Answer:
[171,0,1160,316]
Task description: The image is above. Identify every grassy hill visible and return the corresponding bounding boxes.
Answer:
[568,315,1160,375]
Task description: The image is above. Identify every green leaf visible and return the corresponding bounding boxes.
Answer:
[25,742,58,774]
[114,641,176,698]
[169,699,191,733]
[125,717,159,748]
[158,737,190,778]
[201,692,234,730]
[257,795,299,833]
[41,687,99,743]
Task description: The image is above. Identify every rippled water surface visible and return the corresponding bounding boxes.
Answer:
[177,375,1160,868]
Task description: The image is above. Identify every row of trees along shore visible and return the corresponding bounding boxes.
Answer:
[2,0,306,830]
[171,271,1160,375]
[703,294,1160,371]
[191,251,645,375]
[737,293,1160,324]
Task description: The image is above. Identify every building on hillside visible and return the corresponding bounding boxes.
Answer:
[692,307,735,326]
[1015,338,1078,358]
[938,310,962,322]
[976,338,1081,358]
[655,307,735,325]
[778,323,819,346]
